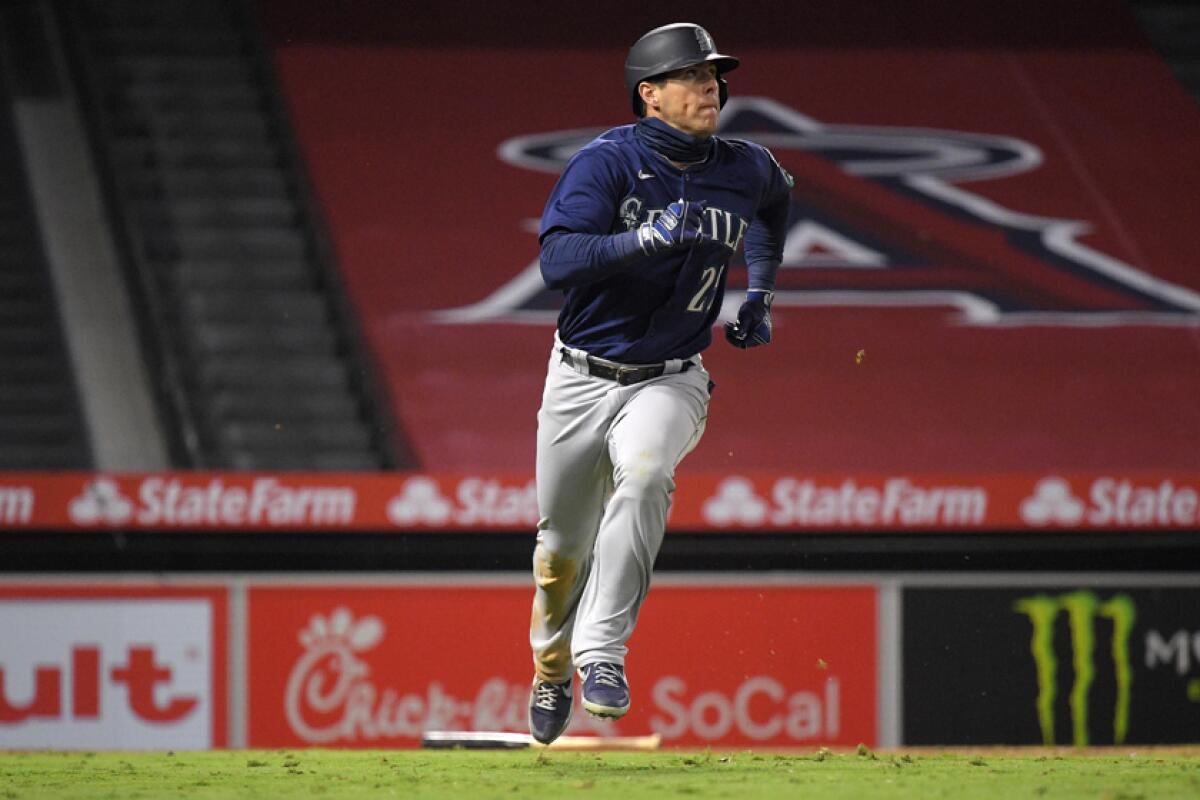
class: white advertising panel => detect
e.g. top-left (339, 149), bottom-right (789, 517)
top-left (0, 600), bottom-right (214, 749)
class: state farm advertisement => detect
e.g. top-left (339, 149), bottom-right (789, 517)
top-left (3, 470), bottom-right (1199, 532)
top-left (0, 586), bottom-right (226, 749)
top-left (246, 582), bottom-right (876, 748)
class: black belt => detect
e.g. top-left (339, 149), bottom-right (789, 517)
top-left (560, 347), bottom-right (692, 386)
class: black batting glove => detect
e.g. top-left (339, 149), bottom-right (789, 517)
top-left (724, 290), bottom-right (773, 348)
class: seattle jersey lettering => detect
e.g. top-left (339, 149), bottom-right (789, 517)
top-left (618, 196), bottom-right (750, 253)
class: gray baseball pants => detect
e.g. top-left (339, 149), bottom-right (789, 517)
top-left (530, 336), bottom-right (711, 683)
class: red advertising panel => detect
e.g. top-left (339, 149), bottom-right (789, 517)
top-left (246, 582), bottom-right (876, 749)
top-left (0, 585), bottom-right (227, 750)
top-left (2, 471), bottom-right (1198, 532)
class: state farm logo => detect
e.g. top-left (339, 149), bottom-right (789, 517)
top-left (386, 477), bottom-right (537, 527)
top-left (1022, 476), bottom-right (1199, 527)
top-left (1020, 477), bottom-right (1085, 525)
top-left (702, 476), bottom-right (987, 527)
top-left (69, 478), bottom-right (134, 525)
top-left (283, 608), bottom-right (604, 743)
top-left (68, 476), bottom-right (355, 527)
top-left (386, 477), bottom-right (453, 525)
top-left (703, 477), bottom-right (768, 525)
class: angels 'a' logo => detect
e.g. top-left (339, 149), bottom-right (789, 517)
top-left (438, 97), bottom-right (1200, 327)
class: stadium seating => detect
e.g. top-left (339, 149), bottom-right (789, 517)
top-left (55, 0), bottom-right (401, 469)
top-left (0, 70), bottom-right (92, 469)
top-left (1133, 2), bottom-right (1200, 102)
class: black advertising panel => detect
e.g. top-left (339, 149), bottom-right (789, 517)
top-left (903, 586), bottom-right (1200, 745)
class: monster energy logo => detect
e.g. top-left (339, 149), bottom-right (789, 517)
top-left (1013, 591), bottom-right (1136, 746)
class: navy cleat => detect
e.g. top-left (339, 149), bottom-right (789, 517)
top-left (579, 662), bottom-right (630, 719)
top-left (528, 677), bottom-right (573, 744)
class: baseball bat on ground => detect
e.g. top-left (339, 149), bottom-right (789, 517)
top-left (420, 731), bottom-right (663, 751)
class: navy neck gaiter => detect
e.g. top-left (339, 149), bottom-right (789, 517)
top-left (634, 116), bottom-right (714, 164)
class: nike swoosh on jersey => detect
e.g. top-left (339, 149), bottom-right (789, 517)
top-left (637, 170), bottom-right (655, 180)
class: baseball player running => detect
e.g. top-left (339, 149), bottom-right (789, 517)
top-left (527, 22), bottom-right (793, 744)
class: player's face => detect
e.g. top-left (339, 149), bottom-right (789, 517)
top-left (642, 63), bottom-right (721, 138)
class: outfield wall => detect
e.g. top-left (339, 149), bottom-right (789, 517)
top-left (3, 471), bottom-right (1199, 532)
top-left (2, 574), bottom-right (1197, 750)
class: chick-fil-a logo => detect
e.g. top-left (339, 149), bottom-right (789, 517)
top-left (284, 608), bottom-right (382, 743)
top-left (282, 607), bottom-right (572, 744)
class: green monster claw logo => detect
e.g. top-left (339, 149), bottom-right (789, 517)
top-left (1013, 591), bottom-right (1136, 746)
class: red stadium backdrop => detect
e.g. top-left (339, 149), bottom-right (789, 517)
top-left (3, 1), bottom-right (1198, 534)
top-left (258, 1), bottom-right (1200, 520)
top-left (245, 582), bottom-right (876, 749)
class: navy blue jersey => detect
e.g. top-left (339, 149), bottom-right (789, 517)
top-left (538, 124), bottom-right (791, 363)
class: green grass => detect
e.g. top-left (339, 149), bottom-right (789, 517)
top-left (2, 747), bottom-right (1199, 799)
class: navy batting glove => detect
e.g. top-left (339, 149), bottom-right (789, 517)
top-left (637, 199), bottom-right (706, 255)
top-left (724, 290), bottom-right (773, 348)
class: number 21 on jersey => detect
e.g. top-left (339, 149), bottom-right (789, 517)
top-left (687, 263), bottom-right (725, 313)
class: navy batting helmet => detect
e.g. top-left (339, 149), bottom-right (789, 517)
top-left (624, 23), bottom-right (740, 117)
